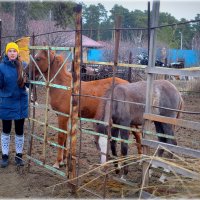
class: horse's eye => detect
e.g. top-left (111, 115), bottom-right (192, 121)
top-left (35, 57), bottom-right (40, 62)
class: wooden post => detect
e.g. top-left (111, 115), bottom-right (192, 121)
top-left (68, 4), bottom-right (82, 180)
top-left (141, 0), bottom-right (160, 190)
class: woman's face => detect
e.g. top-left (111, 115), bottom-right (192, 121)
top-left (7, 49), bottom-right (18, 61)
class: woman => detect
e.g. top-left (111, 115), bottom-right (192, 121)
top-left (0, 42), bottom-right (28, 168)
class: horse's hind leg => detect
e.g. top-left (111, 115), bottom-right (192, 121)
top-left (162, 123), bottom-right (177, 158)
top-left (162, 123), bottom-right (177, 145)
top-left (53, 116), bottom-right (68, 169)
top-left (154, 121), bottom-right (166, 157)
top-left (131, 125), bottom-right (142, 154)
top-left (154, 122), bottom-right (177, 157)
top-left (110, 127), bottom-right (120, 174)
top-left (110, 127), bottom-right (119, 157)
top-left (120, 128), bottom-right (130, 175)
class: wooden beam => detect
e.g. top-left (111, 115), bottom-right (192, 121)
top-left (146, 66), bottom-right (200, 77)
top-left (143, 113), bottom-right (200, 131)
top-left (142, 139), bottom-right (200, 158)
top-left (147, 159), bottom-right (200, 180)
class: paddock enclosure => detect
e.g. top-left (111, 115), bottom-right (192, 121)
top-left (1, 1), bottom-right (200, 198)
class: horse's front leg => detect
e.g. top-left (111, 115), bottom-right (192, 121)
top-left (131, 125), bottom-right (142, 155)
top-left (53, 116), bottom-right (68, 169)
top-left (120, 128), bottom-right (130, 175)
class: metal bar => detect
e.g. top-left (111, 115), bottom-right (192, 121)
top-left (143, 130), bottom-right (175, 139)
top-left (84, 61), bottom-right (146, 68)
top-left (29, 117), bottom-right (68, 134)
top-left (29, 46), bottom-right (71, 51)
top-left (27, 155), bottom-right (66, 177)
top-left (50, 52), bottom-right (72, 82)
top-left (48, 124), bottom-right (68, 134)
top-left (29, 54), bottom-right (46, 81)
top-left (81, 129), bottom-right (134, 144)
top-left (2, 19), bottom-right (200, 40)
top-left (31, 104), bottom-right (70, 117)
top-left (30, 133), bottom-right (68, 150)
top-left (29, 80), bottom-right (71, 90)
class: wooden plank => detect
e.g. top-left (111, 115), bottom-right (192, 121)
top-left (143, 113), bottom-right (200, 131)
top-left (146, 66), bottom-right (200, 77)
top-left (142, 139), bottom-right (200, 158)
top-left (147, 66), bottom-right (200, 77)
top-left (147, 159), bottom-right (200, 180)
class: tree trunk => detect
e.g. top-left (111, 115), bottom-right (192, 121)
top-left (15, 2), bottom-right (29, 37)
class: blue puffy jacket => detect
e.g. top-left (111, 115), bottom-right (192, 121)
top-left (0, 55), bottom-right (28, 120)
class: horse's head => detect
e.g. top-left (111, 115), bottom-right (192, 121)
top-left (33, 49), bottom-right (56, 78)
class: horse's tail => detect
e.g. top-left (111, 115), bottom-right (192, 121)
top-left (94, 83), bottom-right (119, 121)
top-left (94, 89), bottom-right (111, 149)
top-left (94, 84), bottom-right (119, 143)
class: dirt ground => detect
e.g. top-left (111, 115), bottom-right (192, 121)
top-left (0, 84), bottom-right (200, 198)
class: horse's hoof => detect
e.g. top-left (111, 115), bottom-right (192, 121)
top-left (157, 149), bottom-right (164, 157)
top-left (53, 163), bottom-right (60, 169)
top-left (120, 175), bottom-right (127, 181)
top-left (124, 166), bottom-right (129, 175)
top-left (115, 169), bottom-right (120, 174)
top-left (167, 152), bottom-right (174, 159)
top-left (59, 161), bottom-right (65, 167)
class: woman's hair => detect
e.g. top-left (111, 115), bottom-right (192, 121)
top-left (15, 58), bottom-right (25, 88)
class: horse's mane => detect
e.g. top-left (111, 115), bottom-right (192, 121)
top-left (51, 51), bottom-right (72, 81)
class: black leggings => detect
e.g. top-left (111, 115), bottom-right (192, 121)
top-left (2, 119), bottom-right (25, 136)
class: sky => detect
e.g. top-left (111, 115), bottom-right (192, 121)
top-left (77, 0), bottom-right (200, 20)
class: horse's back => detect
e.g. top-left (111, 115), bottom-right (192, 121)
top-left (112, 80), bottom-right (183, 122)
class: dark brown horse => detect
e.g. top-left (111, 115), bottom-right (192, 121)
top-left (95, 80), bottom-right (184, 175)
top-left (33, 50), bottom-right (128, 168)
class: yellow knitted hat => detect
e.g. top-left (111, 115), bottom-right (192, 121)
top-left (5, 42), bottom-right (19, 54)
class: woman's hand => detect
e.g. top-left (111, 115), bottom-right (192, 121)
top-left (23, 72), bottom-right (28, 83)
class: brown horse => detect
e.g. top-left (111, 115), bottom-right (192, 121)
top-left (33, 50), bottom-right (128, 168)
top-left (95, 80), bottom-right (184, 175)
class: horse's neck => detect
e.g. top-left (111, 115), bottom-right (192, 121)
top-left (47, 61), bottom-right (72, 86)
